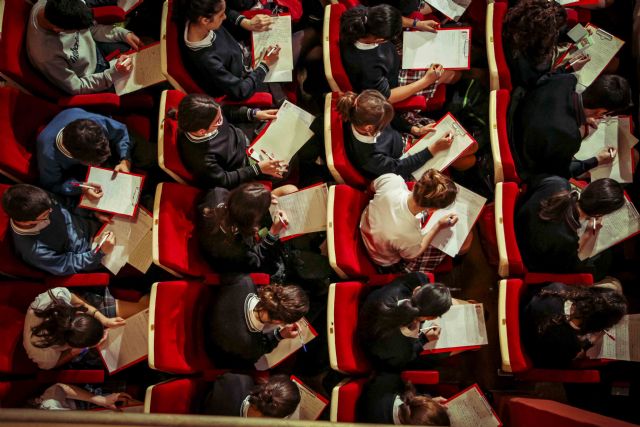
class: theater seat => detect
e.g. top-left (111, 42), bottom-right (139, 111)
top-left (144, 377), bottom-right (208, 414)
top-left (489, 90), bottom-right (520, 184)
top-left (486, 1), bottom-right (512, 92)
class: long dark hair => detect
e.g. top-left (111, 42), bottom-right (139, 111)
top-left (340, 5), bottom-right (402, 45)
top-left (537, 285), bottom-right (627, 335)
top-left (249, 375), bottom-right (301, 418)
top-left (31, 291), bottom-right (104, 349)
top-left (399, 382), bottom-right (451, 426)
top-left (167, 93), bottom-right (221, 133)
top-left (256, 284), bottom-right (310, 324)
top-left (173, 0), bottom-right (225, 23)
top-left (539, 179), bottom-right (624, 230)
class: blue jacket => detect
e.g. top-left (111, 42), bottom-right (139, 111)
top-left (11, 197), bottom-right (104, 276)
top-left (37, 108), bottom-right (132, 196)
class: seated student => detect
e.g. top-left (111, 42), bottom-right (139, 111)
top-left (337, 90), bottom-right (460, 180)
top-left (357, 372), bottom-right (450, 425)
top-left (24, 286), bottom-right (149, 370)
top-left (360, 0), bottom-right (439, 32)
top-left (512, 73), bottom-right (631, 180)
top-left (2, 184), bottom-right (115, 276)
top-left (170, 93), bottom-right (285, 189)
top-left (515, 176), bottom-right (624, 280)
top-left (37, 108), bottom-right (133, 199)
top-left (201, 373), bottom-right (300, 418)
top-left (339, 5), bottom-right (459, 105)
top-left (27, 0), bottom-right (141, 95)
top-left (357, 272), bottom-right (452, 370)
top-left (197, 183), bottom-right (297, 274)
top-left (205, 275), bottom-right (309, 366)
top-left (521, 282), bottom-right (627, 368)
top-left (31, 383), bottom-right (132, 410)
top-left (361, 172), bottom-right (472, 274)
top-left (176, 0), bottom-right (282, 101)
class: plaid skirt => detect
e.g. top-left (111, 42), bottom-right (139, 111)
top-left (398, 68), bottom-right (439, 99)
top-left (380, 246), bottom-right (448, 274)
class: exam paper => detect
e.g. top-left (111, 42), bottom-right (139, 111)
top-left (422, 303), bottom-right (488, 352)
top-left (254, 318), bottom-right (316, 370)
top-left (98, 209), bottom-right (153, 275)
top-left (113, 44), bottom-right (167, 95)
top-left (569, 24), bottom-right (624, 92)
top-left (587, 314), bottom-right (640, 362)
top-left (289, 376), bottom-right (329, 420)
top-left (99, 309), bottom-right (149, 374)
top-left (252, 15), bottom-right (294, 83)
top-left (269, 184), bottom-right (328, 239)
top-left (446, 384), bottom-right (502, 427)
top-left (78, 167), bottom-right (143, 217)
top-left (426, 0), bottom-right (471, 21)
top-left (402, 28), bottom-right (471, 70)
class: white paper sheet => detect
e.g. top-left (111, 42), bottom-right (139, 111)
top-left (587, 314), bottom-right (640, 362)
top-left (269, 184), bottom-right (328, 239)
top-left (288, 376), bottom-right (328, 420)
top-left (252, 15), bottom-right (294, 83)
top-left (569, 25), bottom-right (624, 92)
top-left (422, 303), bottom-right (488, 351)
top-left (402, 28), bottom-right (471, 70)
top-left (401, 113), bottom-right (475, 180)
top-left (254, 318), bottom-right (316, 370)
top-left (117, 0), bottom-right (143, 13)
top-left (98, 209), bottom-right (153, 275)
top-left (446, 385), bottom-right (501, 427)
top-left (113, 44), bottom-right (167, 95)
top-left (99, 309), bottom-right (149, 374)
top-left (78, 167), bottom-right (143, 217)
top-left (426, 0), bottom-right (471, 21)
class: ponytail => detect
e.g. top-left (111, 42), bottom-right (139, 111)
top-left (399, 382), bottom-right (451, 426)
top-left (538, 190), bottom-right (580, 230)
top-left (256, 284), bottom-right (310, 324)
top-left (340, 5), bottom-right (402, 45)
top-left (336, 90), bottom-right (394, 132)
top-left (249, 375), bottom-right (301, 418)
top-left (412, 170), bottom-right (458, 209)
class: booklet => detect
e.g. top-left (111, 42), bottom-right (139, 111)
top-left (247, 100), bottom-right (315, 164)
top-left (446, 384), bottom-right (502, 427)
top-left (78, 166), bottom-right (144, 218)
top-left (555, 0), bottom-right (601, 6)
top-left (289, 376), bottom-right (329, 420)
top-left (269, 184), bottom-right (328, 240)
top-left (402, 28), bottom-right (471, 70)
top-left (401, 113), bottom-right (476, 180)
top-left (422, 184), bottom-right (486, 257)
top-left (421, 303), bottom-right (488, 353)
top-left (587, 314), bottom-right (640, 362)
top-left (426, 0), bottom-right (471, 21)
top-left (99, 309), bottom-right (149, 374)
top-left (252, 15), bottom-right (294, 83)
top-left (254, 317), bottom-right (317, 370)
top-left (94, 208), bottom-right (153, 275)
top-left (113, 43), bottom-right (167, 96)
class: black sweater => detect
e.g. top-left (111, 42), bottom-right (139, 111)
top-left (344, 124), bottom-right (432, 181)
top-left (180, 23), bottom-right (269, 100)
top-left (356, 373), bottom-right (405, 424)
top-left (205, 274), bottom-right (282, 365)
top-left (360, 0), bottom-right (419, 15)
top-left (358, 272), bottom-right (431, 371)
top-left (341, 41), bottom-right (400, 98)
top-left (197, 188), bottom-right (282, 274)
top-left (201, 373), bottom-right (254, 416)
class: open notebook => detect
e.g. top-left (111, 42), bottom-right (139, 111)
top-left (587, 314), bottom-right (640, 362)
top-left (99, 309), bottom-right (149, 374)
top-left (254, 318), bottom-right (317, 370)
top-left (247, 101), bottom-right (315, 164)
top-left (422, 303), bottom-right (488, 354)
top-left (426, 0), bottom-right (471, 21)
top-left (269, 184), bottom-right (328, 240)
top-left (288, 376), bottom-right (329, 420)
top-left (252, 15), bottom-right (294, 82)
top-left (446, 384), bottom-right (502, 427)
top-left (402, 28), bottom-right (471, 70)
top-left (401, 113), bottom-right (476, 180)
top-left (112, 43), bottom-right (167, 95)
top-left (79, 166), bottom-right (144, 218)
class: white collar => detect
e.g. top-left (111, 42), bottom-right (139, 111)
top-left (245, 294), bottom-right (265, 333)
top-left (354, 40), bottom-right (379, 50)
top-left (184, 21), bottom-right (216, 51)
top-left (10, 219), bottom-right (42, 236)
top-left (185, 129), bottom-right (219, 143)
top-left (351, 125), bottom-right (377, 144)
top-left (564, 300), bottom-right (581, 330)
top-left (55, 128), bottom-right (74, 159)
top-left (392, 395), bottom-right (403, 425)
top-left (240, 395), bottom-right (251, 417)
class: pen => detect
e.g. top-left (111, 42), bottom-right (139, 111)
top-left (278, 211), bottom-right (288, 229)
top-left (72, 182), bottom-right (98, 191)
top-left (609, 147), bottom-right (615, 159)
top-left (260, 149), bottom-right (275, 160)
top-left (297, 323), bottom-right (307, 352)
top-left (592, 217), bottom-right (597, 232)
top-left (111, 169), bottom-right (118, 180)
top-left (265, 46), bottom-right (277, 57)
top-left (94, 231), bottom-right (112, 254)
top-left (604, 330), bottom-right (616, 341)
top-left (120, 57), bottom-right (132, 67)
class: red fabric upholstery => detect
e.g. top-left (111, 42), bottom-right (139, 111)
top-left (148, 377), bottom-right (208, 414)
top-left (495, 90), bottom-right (520, 183)
top-left (92, 6), bottom-right (127, 23)
top-left (160, 90), bottom-right (197, 184)
top-left (0, 380), bottom-right (45, 408)
top-left (0, 87), bottom-right (61, 183)
top-left (498, 182), bottom-right (525, 276)
top-left (336, 0), bottom-right (360, 8)
top-left (115, 114), bottom-right (153, 145)
top-left (151, 281), bottom-right (215, 374)
top-left (333, 378), bottom-right (368, 422)
top-left (507, 398), bottom-right (636, 427)
top-left (204, 273), bottom-right (271, 286)
top-left (35, 369), bottom-right (105, 384)
top-left (565, 8), bottom-right (591, 28)
top-left (524, 273), bottom-right (593, 286)
top-left (330, 282), bottom-right (371, 375)
top-left (328, 93), bottom-right (369, 188)
top-left (155, 183), bottom-right (213, 277)
top-left (492, 2), bottom-right (512, 92)
top-left (400, 370), bottom-right (439, 385)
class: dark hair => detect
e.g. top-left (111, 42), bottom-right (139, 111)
top-left (361, 276), bottom-right (452, 343)
top-left (503, 0), bottom-right (567, 66)
top-left (412, 170), bottom-right (457, 209)
top-left (256, 284), bottom-right (310, 324)
top-left (539, 179), bottom-right (625, 230)
top-left (336, 90), bottom-right (394, 133)
top-left (399, 383), bottom-right (451, 426)
top-left (582, 75), bottom-right (631, 112)
top-left (61, 119), bottom-right (111, 165)
top-left (31, 292), bottom-right (104, 349)
top-left (537, 285), bottom-right (627, 335)
top-left (2, 184), bottom-right (52, 222)
top-left (167, 93), bottom-right (221, 133)
top-left (249, 375), bottom-right (301, 418)
top-left (173, 0), bottom-right (225, 23)
top-left (340, 5), bottom-right (402, 45)
top-left (44, 0), bottom-right (94, 31)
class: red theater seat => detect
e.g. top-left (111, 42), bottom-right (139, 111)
top-left (144, 377), bottom-right (208, 414)
top-left (489, 89), bottom-right (520, 184)
top-left (486, 1), bottom-right (512, 92)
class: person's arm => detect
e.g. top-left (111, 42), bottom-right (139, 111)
top-left (36, 152), bottom-right (81, 196)
top-left (53, 348), bottom-right (86, 368)
top-left (570, 157), bottom-right (598, 178)
top-left (202, 146), bottom-right (261, 189)
top-left (89, 24), bottom-right (131, 44)
top-left (199, 50), bottom-right (268, 100)
top-left (366, 146), bottom-right (433, 178)
top-left (23, 242), bottom-right (104, 276)
top-left (51, 383), bottom-right (132, 409)
top-left (38, 54), bottom-right (117, 95)
top-left (70, 293), bottom-right (126, 329)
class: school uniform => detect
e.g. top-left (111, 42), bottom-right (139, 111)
top-left (357, 373), bottom-right (407, 424)
top-left (201, 373), bottom-right (255, 416)
top-left (357, 272), bottom-right (432, 371)
top-left (204, 274), bottom-right (285, 366)
top-left (341, 40), bottom-right (400, 98)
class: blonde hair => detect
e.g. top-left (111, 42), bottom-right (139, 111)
top-left (336, 90), bottom-right (394, 133)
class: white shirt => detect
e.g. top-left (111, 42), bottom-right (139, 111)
top-left (37, 384), bottom-right (77, 410)
top-left (183, 21), bottom-right (216, 51)
top-left (391, 395), bottom-right (403, 425)
top-left (354, 40), bottom-right (379, 50)
top-left (23, 287), bottom-right (72, 370)
top-left (360, 174), bottom-right (424, 266)
top-left (244, 294), bottom-right (265, 333)
top-left (351, 125), bottom-right (378, 144)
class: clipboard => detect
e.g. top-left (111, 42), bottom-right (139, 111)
top-left (98, 309), bottom-right (149, 374)
top-left (555, 0), bottom-right (601, 6)
top-left (289, 375), bottom-right (329, 420)
top-left (445, 384), bottom-right (502, 427)
top-left (78, 166), bottom-right (145, 218)
top-left (254, 318), bottom-right (318, 370)
top-left (112, 42), bottom-right (167, 96)
top-left (401, 27), bottom-right (472, 70)
top-left (426, 0), bottom-right (471, 22)
top-left (268, 182), bottom-right (328, 241)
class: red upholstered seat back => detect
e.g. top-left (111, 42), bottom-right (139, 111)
top-left (0, 0), bottom-right (68, 101)
top-left (333, 378), bottom-right (367, 422)
top-left (162, 90), bottom-right (197, 184)
top-left (148, 377), bottom-right (208, 414)
top-left (331, 185), bottom-right (379, 278)
top-left (496, 89), bottom-right (520, 183)
top-left (330, 282), bottom-right (371, 375)
top-left (328, 4), bottom-right (353, 92)
top-left (500, 182), bottom-right (525, 276)
top-left (151, 281), bottom-right (215, 374)
top-left (508, 398), bottom-right (638, 427)
top-left (0, 380), bottom-right (45, 408)
top-left (329, 93), bottom-right (369, 189)
top-left (503, 278), bottom-right (532, 373)
top-left (493, 2), bottom-right (512, 92)
top-left (0, 88), bottom-right (61, 183)
top-left (155, 183), bottom-right (213, 277)
top-left (337, 0), bottom-right (360, 7)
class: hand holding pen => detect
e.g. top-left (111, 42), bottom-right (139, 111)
top-left (420, 324), bottom-right (442, 342)
top-left (93, 231), bottom-right (115, 255)
top-left (258, 150), bottom-right (288, 178)
top-left (259, 44), bottom-right (281, 69)
top-left (73, 182), bottom-right (103, 202)
top-left (115, 55), bottom-right (133, 74)
top-left (269, 210), bottom-right (289, 236)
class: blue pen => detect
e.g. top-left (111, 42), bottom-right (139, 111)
top-left (298, 323), bottom-right (307, 352)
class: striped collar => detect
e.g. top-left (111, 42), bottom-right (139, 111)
top-left (55, 128), bottom-right (74, 159)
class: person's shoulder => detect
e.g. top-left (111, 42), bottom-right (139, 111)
top-left (31, 287), bottom-right (71, 310)
top-left (373, 173), bottom-right (405, 192)
top-left (217, 372), bottom-right (254, 389)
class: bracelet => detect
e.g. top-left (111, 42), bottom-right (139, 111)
top-left (412, 17), bottom-right (419, 28)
